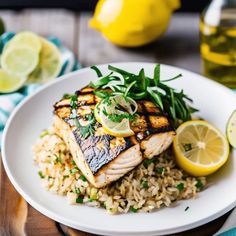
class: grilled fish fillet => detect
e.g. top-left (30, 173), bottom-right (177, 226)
top-left (54, 87), bottom-right (175, 188)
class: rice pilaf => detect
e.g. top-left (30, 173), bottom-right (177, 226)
top-left (33, 128), bottom-right (206, 214)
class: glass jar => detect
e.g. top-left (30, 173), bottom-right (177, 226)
top-left (200, 0), bottom-right (236, 88)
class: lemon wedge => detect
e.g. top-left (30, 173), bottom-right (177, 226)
top-left (227, 110), bottom-right (236, 148)
top-left (0, 69), bottom-right (26, 93)
top-left (1, 45), bottom-right (39, 77)
top-left (173, 120), bottom-right (229, 176)
top-left (27, 37), bottom-right (61, 84)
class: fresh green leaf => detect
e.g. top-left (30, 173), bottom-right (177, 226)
top-left (40, 130), bottom-right (49, 138)
top-left (79, 175), bottom-right (87, 182)
top-left (154, 64), bottom-right (160, 86)
top-left (70, 167), bottom-right (79, 174)
top-left (176, 183), bottom-right (184, 191)
top-left (38, 171), bottom-right (44, 179)
top-left (156, 167), bottom-right (165, 174)
top-left (183, 143), bottom-right (192, 152)
top-left (195, 180), bottom-right (204, 190)
top-left (93, 90), bottom-right (111, 99)
top-left (55, 154), bottom-right (62, 164)
top-left (124, 81), bottom-right (136, 97)
top-left (75, 187), bottom-right (81, 194)
top-left (143, 159), bottom-right (153, 168)
top-left (71, 160), bottom-right (76, 165)
top-left (147, 87), bottom-right (164, 110)
top-left (141, 180), bottom-right (149, 189)
top-left (139, 68), bottom-right (148, 91)
top-left (130, 207), bottom-right (138, 213)
top-left (76, 197), bottom-right (84, 204)
top-left (62, 93), bottom-right (72, 99)
top-left (91, 65), bottom-right (103, 77)
top-left (162, 73), bottom-right (182, 82)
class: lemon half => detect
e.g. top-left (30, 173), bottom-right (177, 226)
top-left (173, 120), bottom-right (229, 176)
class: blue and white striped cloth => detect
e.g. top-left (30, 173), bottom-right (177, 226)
top-left (0, 32), bottom-right (81, 143)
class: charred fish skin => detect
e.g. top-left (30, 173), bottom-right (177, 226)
top-left (54, 87), bottom-right (175, 188)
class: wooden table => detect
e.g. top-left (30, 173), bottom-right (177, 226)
top-left (0, 9), bottom-right (231, 236)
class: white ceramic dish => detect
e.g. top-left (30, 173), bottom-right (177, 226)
top-left (2, 62), bottom-right (236, 236)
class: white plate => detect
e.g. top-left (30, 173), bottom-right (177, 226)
top-left (2, 62), bottom-right (236, 236)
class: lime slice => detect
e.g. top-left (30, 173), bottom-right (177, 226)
top-left (27, 37), bottom-right (62, 84)
top-left (6, 31), bottom-right (42, 53)
top-left (1, 45), bottom-right (39, 77)
top-left (227, 110), bottom-right (236, 148)
top-left (0, 69), bottom-right (26, 93)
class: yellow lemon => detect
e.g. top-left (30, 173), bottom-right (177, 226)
top-left (173, 120), bottom-right (229, 176)
top-left (90, 0), bottom-right (180, 47)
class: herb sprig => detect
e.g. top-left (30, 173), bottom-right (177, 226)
top-left (90, 65), bottom-right (198, 126)
top-left (69, 95), bottom-right (96, 139)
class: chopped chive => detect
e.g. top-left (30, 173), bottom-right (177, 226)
top-left (195, 180), bottom-right (204, 190)
top-left (79, 175), bottom-right (87, 181)
top-left (141, 180), bottom-right (148, 189)
top-left (156, 167), bottom-right (165, 174)
top-left (88, 198), bottom-right (94, 202)
top-left (40, 130), bottom-right (49, 138)
top-left (55, 154), bottom-right (62, 164)
top-left (185, 206), bottom-right (190, 211)
top-left (74, 187), bottom-right (81, 194)
top-left (69, 167), bottom-right (79, 174)
top-left (130, 207), bottom-right (138, 213)
top-left (183, 143), bottom-right (192, 152)
top-left (71, 160), bottom-right (76, 165)
top-left (176, 183), bottom-right (185, 191)
top-left (38, 171), bottom-right (44, 179)
top-left (143, 159), bottom-right (153, 168)
top-left (76, 197), bottom-right (84, 204)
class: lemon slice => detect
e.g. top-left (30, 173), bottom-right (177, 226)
top-left (0, 69), bottom-right (26, 93)
top-left (1, 45), bottom-right (39, 77)
top-left (94, 103), bottom-right (101, 124)
top-left (227, 110), bottom-right (236, 148)
top-left (6, 31), bottom-right (42, 53)
top-left (27, 37), bottom-right (62, 84)
top-left (173, 120), bottom-right (229, 176)
top-left (99, 103), bottom-right (134, 137)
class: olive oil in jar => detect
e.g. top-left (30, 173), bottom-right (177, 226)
top-left (200, 0), bottom-right (236, 88)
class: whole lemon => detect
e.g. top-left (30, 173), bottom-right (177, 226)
top-left (90, 0), bottom-right (180, 47)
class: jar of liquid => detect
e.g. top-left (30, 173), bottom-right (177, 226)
top-left (200, 0), bottom-right (236, 88)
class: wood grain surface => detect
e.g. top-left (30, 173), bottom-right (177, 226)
top-left (0, 10), bottom-right (232, 236)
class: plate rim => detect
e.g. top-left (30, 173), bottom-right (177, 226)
top-left (2, 62), bottom-right (236, 236)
